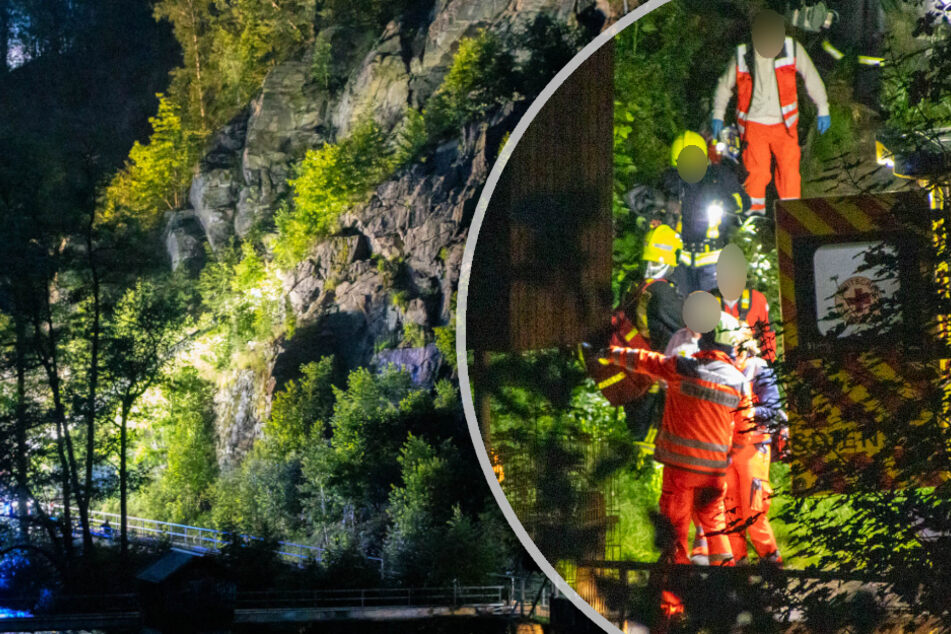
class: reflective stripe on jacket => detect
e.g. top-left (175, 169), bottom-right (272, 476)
top-left (608, 347), bottom-right (753, 476)
top-left (736, 37), bottom-right (799, 137)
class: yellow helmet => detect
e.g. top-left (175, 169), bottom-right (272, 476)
top-left (642, 224), bottom-right (682, 267)
top-left (670, 130), bottom-right (709, 167)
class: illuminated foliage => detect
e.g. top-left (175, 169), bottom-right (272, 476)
top-left (101, 96), bottom-right (202, 226)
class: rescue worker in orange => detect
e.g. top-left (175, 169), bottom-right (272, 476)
top-left (598, 312), bottom-right (753, 568)
top-left (725, 328), bottom-right (785, 565)
top-left (585, 225), bottom-right (684, 441)
top-left (712, 285), bottom-right (777, 362)
top-left (711, 9), bottom-right (830, 215)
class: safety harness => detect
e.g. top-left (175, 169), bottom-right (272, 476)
top-left (718, 288), bottom-right (753, 323)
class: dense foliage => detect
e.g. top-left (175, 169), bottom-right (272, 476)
top-left (0, 0), bottom-right (596, 601)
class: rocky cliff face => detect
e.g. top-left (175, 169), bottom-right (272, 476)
top-left (164, 0), bottom-right (603, 466)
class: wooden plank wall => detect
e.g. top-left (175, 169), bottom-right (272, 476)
top-left (467, 40), bottom-right (615, 353)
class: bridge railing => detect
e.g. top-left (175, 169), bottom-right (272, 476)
top-left (236, 585), bottom-right (507, 610)
top-left (49, 505), bottom-right (384, 573)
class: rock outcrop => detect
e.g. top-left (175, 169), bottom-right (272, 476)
top-left (164, 0), bottom-right (604, 465)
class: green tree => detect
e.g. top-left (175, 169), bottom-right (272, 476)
top-left (104, 278), bottom-right (191, 558)
top-left (423, 29), bottom-right (516, 142)
top-left (263, 358), bottom-right (336, 457)
top-left (210, 0), bottom-right (316, 110)
top-left (153, 0), bottom-right (214, 130)
top-left (101, 96), bottom-right (202, 226)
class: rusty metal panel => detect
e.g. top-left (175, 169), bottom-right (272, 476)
top-left (468, 41), bottom-right (615, 352)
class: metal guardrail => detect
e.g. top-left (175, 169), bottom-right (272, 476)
top-left (237, 585), bottom-right (507, 610)
top-left (0, 586), bottom-right (509, 619)
top-left (49, 505), bottom-right (384, 572)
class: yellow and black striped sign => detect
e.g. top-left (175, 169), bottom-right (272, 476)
top-left (775, 192), bottom-right (950, 494)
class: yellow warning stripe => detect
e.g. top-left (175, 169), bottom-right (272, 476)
top-left (831, 198), bottom-right (881, 233)
top-left (779, 272), bottom-right (798, 345)
top-left (598, 372), bottom-right (627, 390)
top-left (861, 355), bottom-right (924, 403)
top-left (780, 194), bottom-right (951, 493)
top-left (783, 199), bottom-right (838, 235)
top-left (822, 39), bottom-right (844, 60)
top-left (776, 226), bottom-right (793, 258)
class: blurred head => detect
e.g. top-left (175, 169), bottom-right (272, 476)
top-left (671, 130), bottom-right (709, 184)
top-left (717, 244), bottom-right (749, 302)
top-left (683, 291), bottom-right (721, 335)
top-left (752, 9), bottom-right (786, 58)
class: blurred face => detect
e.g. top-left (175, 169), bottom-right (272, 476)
top-left (676, 145), bottom-right (708, 184)
top-left (752, 10), bottom-right (785, 58)
top-left (683, 291), bottom-right (721, 334)
top-left (717, 244), bottom-right (748, 302)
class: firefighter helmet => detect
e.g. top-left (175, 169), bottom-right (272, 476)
top-left (642, 224), bottom-right (682, 267)
top-left (670, 130), bottom-right (709, 167)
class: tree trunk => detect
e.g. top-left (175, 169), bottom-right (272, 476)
top-left (40, 295), bottom-right (91, 550)
top-left (0, 0), bottom-right (9, 74)
top-left (13, 314), bottom-right (30, 542)
top-left (188, 0), bottom-right (207, 130)
top-left (30, 280), bottom-right (90, 554)
top-left (119, 401), bottom-right (130, 560)
top-left (53, 418), bottom-right (73, 560)
top-left (82, 221), bottom-right (101, 553)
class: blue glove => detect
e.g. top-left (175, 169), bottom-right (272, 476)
top-left (817, 114), bottom-right (831, 135)
top-left (711, 118), bottom-right (724, 139)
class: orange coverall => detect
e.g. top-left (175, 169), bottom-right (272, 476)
top-left (725, 355), bottom-right (782, 563)
top-left (606, 346), bottom-right (754, 566)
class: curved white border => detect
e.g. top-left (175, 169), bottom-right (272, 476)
top-left (456, 3), bottom-right (673, 633)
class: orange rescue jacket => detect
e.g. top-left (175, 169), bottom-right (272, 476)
top-left (736, 37), bottom-right (799, 139)
top-left (608, 347), bottom-right (754, 477)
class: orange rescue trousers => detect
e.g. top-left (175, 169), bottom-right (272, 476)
top-left (724, 442), bottom-right (781, 562)
top-left (656, 466), bottom-right (733, 622)
top-left (742, 121), bottom-right (801, 214)
top-left (659, 466), bottom-right (733, 565)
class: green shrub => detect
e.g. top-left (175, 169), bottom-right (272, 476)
top-left (391, 290), bottom-right (410, 310)
top-left (433, 379), bottom-right (459, 411)
top-left (402, 322), bottom-right (428, 348)
top-left (392, 107), bottom-right (428, 167)
top-left (197, 240), bottom-right (285, 368)
top-left (276, 118), bottom-right (395, 265)
top-left (433, 325), bottom-right (455, 371)
top-left (424, 30), bottom-right (516, 141)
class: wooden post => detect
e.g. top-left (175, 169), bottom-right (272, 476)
top-left (472, 349), bottom-right (492, 448)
